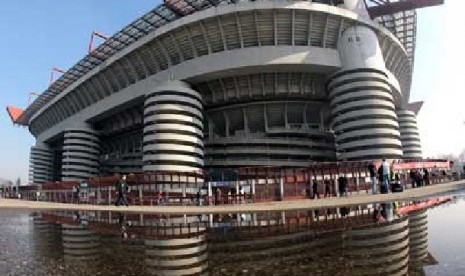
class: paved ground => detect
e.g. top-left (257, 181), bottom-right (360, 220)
top-left (1, 180), bottom-right (465, 214)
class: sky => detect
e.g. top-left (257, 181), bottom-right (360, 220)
top-left (0, 1), bottom-right (464, 184)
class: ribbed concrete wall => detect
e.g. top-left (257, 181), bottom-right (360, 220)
top-left (408, 210), bottom-right (428, 263)
top-left (397, 110), bottom-right (422, 159)
top-left (61, 127), bottom-right (100, 181)
top-left (145, 225), bottom-right (208, 275)
top-left (143, 81), bottom-right (204, 172)
top-left (329, 68), bottom-right (403, 160)
top-left (29, 144), bottom-right (54, 184)
top-left (61, 224), bottom-right (99, 261)
top-left (346, 216), bottom-right (410, 276)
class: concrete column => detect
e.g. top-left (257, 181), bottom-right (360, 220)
top-left (139, 186), bottom-right (143, 205)
top-left (334, 177), bottom-right (339, 197)
top-left (207, 182), bottom-right (212, 205)
top-left (209, 214), bottom-right (213, 227)
top-left (251, 179), bottom-right (256, 196)
top-left (108, 186), bottom-right (112, 205)
top-left (97, 188), bottom-right (101, 204)
top-left (279, 173), bottom-right (284, 201)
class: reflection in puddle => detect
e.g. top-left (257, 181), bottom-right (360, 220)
top-left (0, 196), bottom-right (455, 275)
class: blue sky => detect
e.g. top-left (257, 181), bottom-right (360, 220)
top-left (0, 1), bottom-right (463, 184)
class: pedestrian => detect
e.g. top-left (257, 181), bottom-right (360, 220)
top-left (338, 175), bottom-right (348, 197)
top-left (415, 170), bottom-right (422, 187)
top-left (409, 170), bottom-right (416, 188)
top-left (419, 169), bottom-right (425, 186)
top-left (381, 159), bottom-right (391, 192)
top-left (324, 178), bottom-right (331, 197)
top-left (72, 185), bottom-right (80, 204)
top-left (115, 175), bottom-right (130, 206)
top-left (196, 189), bottom-right (202, 206)
top-left (312, 179), bottom-right (320, 199)
top-left (215, 188), bottom-right (222, 205)
top-left (432, 165), bottom-right (439, 184)
top-left (367, 161), bottom-right (377, 194)
top-left (423, 168), bottom-right (430, 185)
top-left (239, 185), bottom-right (245, 204)
top-left (156, 190), bottom-right (163, 205)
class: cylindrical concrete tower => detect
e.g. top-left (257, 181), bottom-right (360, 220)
top-left (32, 216), bottom-right (62, 258)
top-left (408, 210), bottom-right (428, 263)
top-left (61, 125), bottom-right (100, 181)
top-left (345, 216), bottom-right (410, 275)
top-left (29, 143), bottom-right (55, 184)
top-left (145, 221), bottom-right (208, 275)
top-left (329, 26), bottom-right (402, 160)
top-left (397, 110), bottom-right (422, 159)
top-left (62, 224), bottom-right (100, 261)
top-left (143, 80), bottom-right (204, 172)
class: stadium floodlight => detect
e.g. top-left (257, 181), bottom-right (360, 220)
top-left (88, 31), bottom-right (109, 53)
top-left (49, 67), bottom-right (66, 86)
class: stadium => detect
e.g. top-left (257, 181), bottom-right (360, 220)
top-left (6, 0), bottom-right (443, 191)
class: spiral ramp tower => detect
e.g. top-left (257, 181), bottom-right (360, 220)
top-left (29, 144), bottom-right (54, 184)
top-left (328, 25), bottom-right (403, 161)
top-left (397, 110), bottom-right (422, 159)
top-left (345, 216), bottom-right (410, 275)
top-left (31, 216), bottom-right (63, 258)
top-left (61, 224), bottom-right (100, 261)
top-left (408, 210), bottom-right (428, 263)
top-left (143, 80), bottom-right (204, 173)
top-left (145, 220), bottom-right (208, 275)
top-left (61, 125), bottom-right (100, 181)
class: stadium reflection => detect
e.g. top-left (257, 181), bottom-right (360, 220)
top-left (32, 198), bottom-right (447, 276)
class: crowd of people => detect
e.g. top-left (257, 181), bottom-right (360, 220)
top-left (367, 160), bottom-right (447, 195)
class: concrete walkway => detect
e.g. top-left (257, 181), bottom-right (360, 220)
top-left (1, 180), bottom-right (465, 214)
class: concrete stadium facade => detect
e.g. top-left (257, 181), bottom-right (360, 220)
top-left (23, 0), bottom-right (424, 184)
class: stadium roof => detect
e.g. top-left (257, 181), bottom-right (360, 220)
top-left (12, 0), bottom-right (437, 126)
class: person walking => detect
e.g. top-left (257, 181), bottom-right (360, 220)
top-left (239, 185), bottom-right (245, 204)
top-left (312, 179), bottom-right (320, 199)
top-left (196, 189), bottom-right (202, 206)
top-left (423, 168), bottom-right (430, 186)
top-left (381, 159), bottom-right (391, 192)
top-left (115, 175), bottom-right (130, 206)
top-left (338, 175), bottom-right (348, 197)
top-left (432, 165), bottom-right (439, 184)
top-left (72, 185), bottom-right (80, 204)
top-left (156, 190), bottom-right (163, 205)
top-left (419, 169), bottom-right (425, 187)
top-left (324, 178), bottom-right (331, 198)
top-left (367, 162), bottom-right (377, 194)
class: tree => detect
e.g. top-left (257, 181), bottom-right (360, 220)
top-left (15, 177), bottom-right (21, 187)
